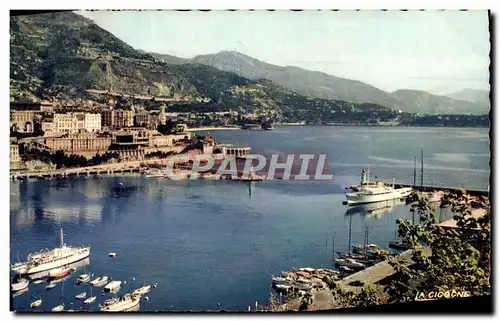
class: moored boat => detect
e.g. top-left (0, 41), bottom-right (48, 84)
top-left (11, 278), bottom-right (29, 292)
top-left (52, 304), bottom-right (64, 312)
top-left (274, 284), bottom-right (292, 292)
top-left (345, 169), bottom-right (412, 205)
top-left (30, 298), bottom-right (42, 308)
top-left (77, 273), bottom-right (91, 283)
top-left (11, 228), bottom-right (91, 275)
top-left (90, 276), bottom-right (108, 287)
top-left (351, 244), bottom-right (385, 257)
top-left (132, 285), bottom-right (151, 296)
top-left (388, 240), bottom-right (410, 250)
top-left (271, 276), bottom-right (288, 284)
top-left (84, 296), bottom-right (97, 304)
top-left (100, 293), bottom-right (141, 312)
top-left (333, 258), bottom-right (365, 269)
top-left (336, 251), bottom-right (378, 265)
top-left (75, 292), bottom-right (86, 300)
top-left (46, 282), bottom-right (57, 290)
top-left (104, 280), bottom-right (122, 292)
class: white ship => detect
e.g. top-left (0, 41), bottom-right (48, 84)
top-left (100, 293), bottom-right (141, 312)
top-left (345, 169), bottom-right (412, 205)
top-left (11, 228), bottom-right (91, 275)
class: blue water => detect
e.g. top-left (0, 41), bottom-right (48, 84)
top-left (10, 126), bottom-right (490, 311)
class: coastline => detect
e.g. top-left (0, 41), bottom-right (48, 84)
top-left (186, 126), bottom-right (241, 132)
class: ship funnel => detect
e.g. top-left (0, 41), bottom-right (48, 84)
top-left (360, 169), bottom-right (367, 185)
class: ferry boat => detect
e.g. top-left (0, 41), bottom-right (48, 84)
top-left (11, 229), bottom-right (90, 275)
top-left (100, 293), bottom-right (141, 312)
top-left (345, 169), bottom-right (413, 205)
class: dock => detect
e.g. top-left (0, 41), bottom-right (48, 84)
top-left (437, 208), bottom-right (488, 230)
top-left (395, 184), bottom-right (489, 197)
top-left (335, 247), bottom-right (431, 293)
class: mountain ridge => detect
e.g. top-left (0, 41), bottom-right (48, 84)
top-left (151, 50), bottom-right (489, 115)
top-left (10, 11), bottom-right (405, 125)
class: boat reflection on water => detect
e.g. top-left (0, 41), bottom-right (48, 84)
top-left (26, 257), bottom-right (90, 282)
top-left (345, 198), bottom-right (406, 219)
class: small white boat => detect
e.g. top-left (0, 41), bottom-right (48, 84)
top-left (100, 293), bottom-right (141, 312)
top-left (90, 276), bottom-right (109, 287)
top-left (84, 296), bottom-right (97, 304)
top-left (75, 292), bottom-right (86, 300)
top-left (46, 282), bottom-right (57, 290)
top-left (351, 244), bottom-right (381, 256)
top-left (334, 258), bottom-right (365, 269)
top-left (132, 285), bottom-right (151, 296)
top-left (77, 273), bottom-right (91, 283)
top-left (271, 277), bottom-right (287, 284)
top-left (275, 284), bottom-right (292, 292)
top-left (30, 298), bottom-right (42, 308)
top-left (104, 280), bottom-right (122, 292)
top-left (109, 252), bottom-right (117, 257)
top-left (32, 279), bottom-right (44, 284)
top-left (52, 304), bottom-right (64, 312)
top-left (11, 279), bottom-right (29, 292)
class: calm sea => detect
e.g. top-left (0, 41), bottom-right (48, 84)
top-left (10, 126), bottom-right (490, 311)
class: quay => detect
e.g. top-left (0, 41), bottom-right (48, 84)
top-left (335, 248), bottom-right (431, 293)
top-left (10, 157), bottom-right (168, 180)
top-left (395, 184), bottom-right (489, 197)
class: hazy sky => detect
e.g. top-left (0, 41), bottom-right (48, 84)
top-left (78, 10), bottom-right (490, 94)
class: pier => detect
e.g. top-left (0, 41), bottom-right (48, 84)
top-left (335, 247), bottom-right (432, 293)
top-left (10, 158), bottom-right (165, 181)
top-left (395, 184), bottom-right (489, 197)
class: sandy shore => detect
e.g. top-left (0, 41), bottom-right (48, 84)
top-left (186, 127), bottom-right (241, 132)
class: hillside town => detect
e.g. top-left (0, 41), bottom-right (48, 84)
top-left (9, 95), bottom-right (264, 175)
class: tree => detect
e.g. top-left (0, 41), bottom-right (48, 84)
top-left (264, 190), bottom-right (490, 311)
top-left (386, 190), bottom-right (490, 303)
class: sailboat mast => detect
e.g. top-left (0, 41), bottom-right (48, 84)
top-left (413, 156), bottom-right (417, 188)
top-left (420, 149), bottom-right (424, 187)
top-left (364, 225), bottom-right (368, 259)
top-left (348, 214), bottom-right (352, 254)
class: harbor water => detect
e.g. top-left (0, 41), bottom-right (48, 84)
top-left (10, 126), bottom-right (490, 311)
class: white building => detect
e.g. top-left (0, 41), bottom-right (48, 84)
top-left (84, 113), bottom-right (101, 132)
top-left (53, 113), bottom-right (102, 133)
top-left (54, 113), bottom-right (77, 133)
